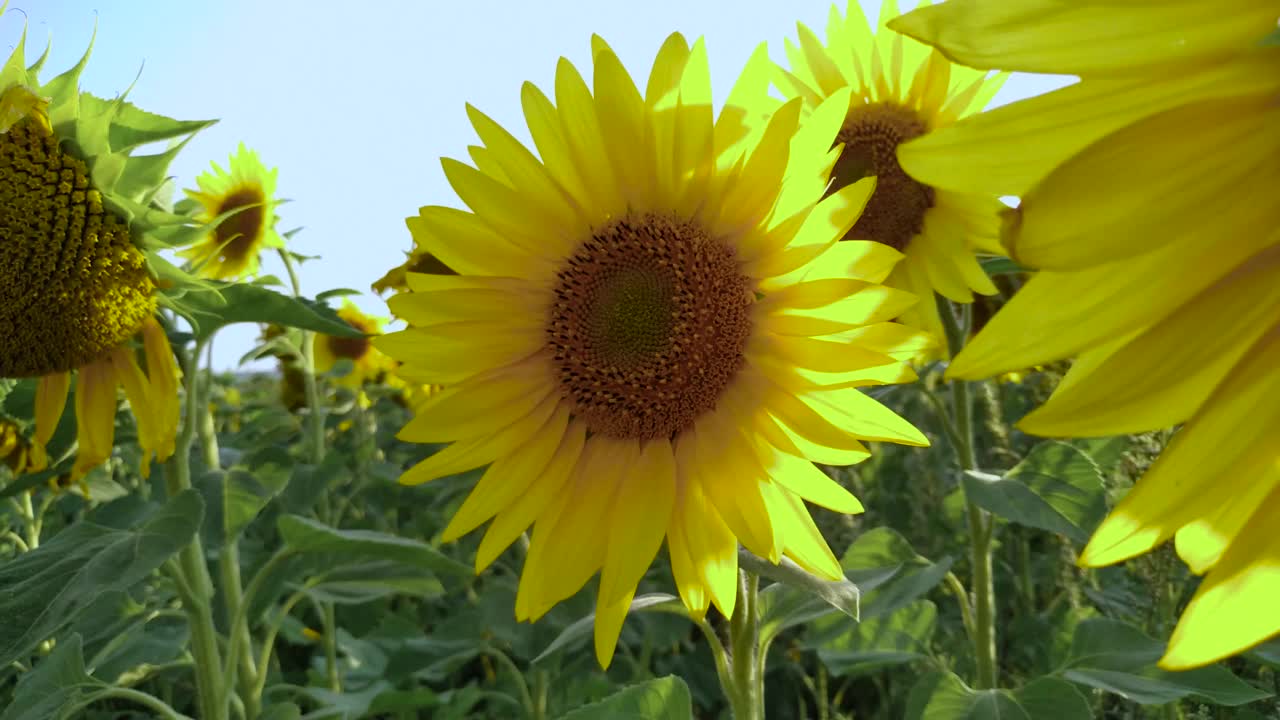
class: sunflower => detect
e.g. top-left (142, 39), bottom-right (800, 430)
top-left (314, 300), bottom-right (393, 389)
top-left (376, 33), bottom-right (934, 667)
top-left (0, 22), bottom-right (208, 482)
top-left (179, 143), bottom-right (283, 280)
top-left (0, 419), bottom-right (32, 475)
top-left (749, 0), bottom-right (1009, 344)
top-left (890, 0), bottom-right (1280, 669)
top-left (371, 249), bottom-right (456, 295)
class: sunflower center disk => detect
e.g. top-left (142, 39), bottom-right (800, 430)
top-left (0, 114), bottom-right (155, 377)
top-left (328, 335), bottom-right (371, 360)
top-left (215, 188), bottom-right (266, 261)
top-left (830, 102), bottom-right (934, 251)
top-left (548, 214), bottom-right (753, 441)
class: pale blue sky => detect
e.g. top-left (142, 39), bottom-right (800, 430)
top-left (3, 1), bottom-right (1069, 370)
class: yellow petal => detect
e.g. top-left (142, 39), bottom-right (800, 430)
top-left (441, 403), bottom-right (571, 542)
top-left (1160, 483), bottom-right (1280, 671)
top-left (554, 57), bottom-right (625, 217)
top-left (800, 387), bottom-right (929, 447)
top-left (108, 347), bottom-right (158, 477)
top-left (1019, 243), bottom-right (1280, 436)
top-left (520, 81), bottom-right (595, 218)
top-left (898, 52), bottom-right (1280, 198)
top-left (693, 414), bottom-right (777, 562)
top-left (373, 324), bottom-right (544, 385)
top-left (760, 445), bottom-right (864, 514)
top-left (1079, 328), bottom-right (1280, 567)
top-left (1010, 96), bottom-right (1280, 270)
top-left (72, 360), bottom-right (118, 481)
top-left (31, 371), bottom-right (70, 470)
top-left (766, 485), bottom-right (844, 581)
top-left (397, 359), bottom-right (555, 443)
top-left (889, 0), bottom-right (1280, 76)
top-left (594, 584), bottom-right (637, 670)
top-left (599, 439), bottom-right (677, 606)
top-left (399, 393), bottom-right (561, 485)
top-left (141, 319), bottom-right (180, 462)
top-left (441, 157), bottom-right (578, 261)
top-left (475, 420), bottom-right (587, 573)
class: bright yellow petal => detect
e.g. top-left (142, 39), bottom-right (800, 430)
top-left (397, 359), bottom-right (556, 443)
top-left (760, 445), bottom-right (864, 514)
top-left (72, 359), bottom-right (118, 481)
top-left (31, 371), bottom-right (70, 470)
top-left (399, 393), bottom-right (561, 485)
top-left (599, 439), bottom-right (677, 605)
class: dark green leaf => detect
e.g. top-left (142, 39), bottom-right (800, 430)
top-left (175, 283), bottom-right (364, 341)
top-left (258, 703), bottom-right (303, 720)
top-left (0, 635), bottom-right (105, 720)
top-left (1062, 618), bottom-right (1271, 706)
top-left (1011, 677), bottom-right (1093, 720)
top-left (224, 466), bottom-right (290, 542)
top-left (559, 676), bottom-right (693, 720)
top-left (807, 600), bottom-right (937, 677)
top-left (0, 491), bottom-right (203, 666)
top-left (841, 527), bottom-right (954, 619)
top-left (304, 561), bottom-right (446, 604)
top-left (905, 671), bottom-right (1028, 720)
top-left (963, 442), bottom-right (1106, 544)
top-left (277, 514), bottom-right (469, 576)
top-left (534, 593), bottom-right (684, 664)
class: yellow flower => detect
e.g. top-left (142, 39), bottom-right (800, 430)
top-left (314, 300), bottom-right (393, 389)
top-left (0, 419), bottom-right (32, 475)
top-left (371, 250), bottom-right (456, 295)
top-left (892, 0), bottom-right (1280, 669)
top-left (1, 25), bottom-right (197, 483)
top-left (376, 33), bottom-right (933, 668)
top-left (751, 0), bottom-right (1009, 344)
top-left (180, 143), bottom-right (283, 280)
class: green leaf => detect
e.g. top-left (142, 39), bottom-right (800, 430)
top-left (0, 635), bottom-right (105, 720)
top-left (0, 491), bottom-right (203, 666)
top-left (1261, 27), bottom-right (1280, 47)
top-left (963, 441), bottom-right (1106, 544)
top-left (905, 671), bottom-right (1028, 720)
top-left (277, 514), bottom-right (469, 576)
top-left (174, 283), bottom-right (365, 341)
top-left (807, 600), bottom-right (937, 677)
top-left (841, 527), bottom-right (954, 619)
top-left (1011, 678), bottom-right (1093, 720)
top-left (534, 593), bottom-right (684, 664)
top-left (304, 561), bottom-right (446, 604)
top-left (1061, 618), bottom-right (1271, 706)
top-left (740, 548), bottom-right (859, 619)
top-left (258, 703), bottom-right (303, 720)
top-left (978, 255), bottom-right (1027, 276)
top-left (224, 466), bottom-right (290, 542)
top-left (559, 676), bottom-right (693, 720)
top-left (105, 99), bottom-right (215, 152)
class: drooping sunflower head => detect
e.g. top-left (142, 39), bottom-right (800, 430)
top-left (757, 0), bottom-right (1012, 344)
top-left (378, 33), bottom-right (934, 667)
top-left (179, 143), bottom-right (283, 280)
top-left (314, 300), bottom-right (394, 389)
top-left (0, 17), bottom-right (209, 480)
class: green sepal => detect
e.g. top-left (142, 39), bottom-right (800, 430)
top-left (36, 24), bottom-right (93, 132)
top-left (107, 99), bottom-right (217, 152)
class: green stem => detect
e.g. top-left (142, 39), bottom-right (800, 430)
top-left (937, 297), bottom-right (998, 690)
top-left (72, 687), bottom-right (194, 720)
top-left (726, 571), bottom-right (764, 720)
top-left (322, 601), bottom-right (341, 692)
top-left (18, 491), bottom-right (38, 549)
top-left (252, 590), bottom-right (308, 700)
top-left (169, 338), bottom-right (229, 720)
top-left (277, 249), bottom-right (326, 471)
top-left (483, 646), bottom-right (534, 716)
top-left (531, 668), bottom-right (549, 720)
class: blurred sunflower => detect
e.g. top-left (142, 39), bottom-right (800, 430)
top-left (315, 300), bottom-right (393, 389)
top-left (371, 249), bottom-right (455, 295)
top-left (0, 22), bottom-right (209, 482)
top-left (0, 419), bottom-right (32, 475)
top-left (179, 143), bottom-right (283, 280)
top-left (752, 0), bottom-right (1009, 343)
top-left (377, 33), bottom-right (933, 667)
top-left (892, 0), bottom-right (1280, 669)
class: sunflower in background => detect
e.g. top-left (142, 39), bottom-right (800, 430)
top-left (179, 143), bottom-right (283, 280)
top-left (314, 300), bottom-right (394, 390)
top-left (0, 20), bottom-right (211, 482)
top-left (0, 419), bottom-right (32, 475)
top-left (378, 32), bottom-right (933, 667)
top-left (891, 0), bottom-right (1280, 668)
top-left (750, 0), bottom-right (1010, 345)
top-left (371, 249), bottom-right (455, 295)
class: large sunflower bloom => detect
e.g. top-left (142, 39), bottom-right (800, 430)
top-left (751, 0), bottom-right (1009, 343)
top-left (377, 33), bottom-right (933, 667)
top-left (314, 300), bottom-right (393, 389)
top-left (1, 24), bottom-right (204, 482)
top-left (890, 0), bottom-right (1280, 669)
top-left (179, 143), bottom-right (283, 280)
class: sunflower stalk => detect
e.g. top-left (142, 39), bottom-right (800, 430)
top-left (724, 570), bottom-right (765, 720)
top-left (195, 334), bottom-right (262, 719)
top-left (169, 337), bottom-right (229, 720)
top-left (936, 297), bottom-right (998, 690)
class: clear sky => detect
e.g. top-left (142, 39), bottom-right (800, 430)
top-left (3, 1), bottom-right (1070, 370)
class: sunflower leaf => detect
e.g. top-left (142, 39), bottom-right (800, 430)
top-left (277, 514), bottom-right (469, 577)
top-left (533, 593), bottom-right (684, 664)
top-left (0, 635), bottom-right (106, 720)
top-left (558, 676), bottom-right (693, 720)
top-left (0, 490), bottom-right (203, 666)
top-left (175, 283), bottom-right (366, 341)
top-left (804, 600), bottom-right (938, 677)
top-left (743, 549), bottom-right (861, 644)
top-left (962, 441), bottom-right (1106, 544)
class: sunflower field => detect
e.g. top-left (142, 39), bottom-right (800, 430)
top-left (1, 1), bottom-right (1278, 718)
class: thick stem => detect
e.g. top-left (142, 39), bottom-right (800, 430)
top-left (169, 339), bottom-right (228, 720)
top-left (726, 571), bottom-right (764, 720)
top-left (937, 297), bottom-right (998, 690)
top-left (322, 601), bottom-right (341, 692)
